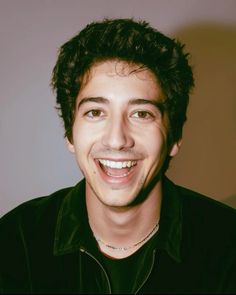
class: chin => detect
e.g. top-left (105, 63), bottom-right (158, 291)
top-left (93, 185), bottom-right (141, 208)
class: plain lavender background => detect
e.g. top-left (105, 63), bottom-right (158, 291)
top-left (1, 0), bottom-right (236, 217)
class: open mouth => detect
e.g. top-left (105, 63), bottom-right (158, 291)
top-left (96, 159), bottom-right (138, 181)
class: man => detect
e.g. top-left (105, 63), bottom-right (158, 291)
top-left (1, 18), bottom-right (236, 293)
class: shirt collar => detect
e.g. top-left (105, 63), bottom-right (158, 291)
top-left (53, 179), bottom-right (97, 256)
top-left (53, 177), bottom-right (183, 262)
top-left (157, 176), bottom-right (183, 262)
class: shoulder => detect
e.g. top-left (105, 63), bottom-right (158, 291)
top-left (177, 184), bottom-right (236, 221)
top-left (165, 177), bottom-right (236, 220)
top-left (0, 185), bottom-right (80, 271)
top-left (174, 183), bottom-right (236, 246)
top-left (0, 186), bottom-right (74, 234)
top-left (0, 184), bottom-right (82, 288)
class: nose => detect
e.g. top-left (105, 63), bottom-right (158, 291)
top-left (102, 116), bottom-right (134, 150)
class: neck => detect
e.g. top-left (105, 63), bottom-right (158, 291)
top-left (86, 181), bottom-right (162, 258)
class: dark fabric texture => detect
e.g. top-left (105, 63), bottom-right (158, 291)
top-left (0, 177), bottom-right (236, 294)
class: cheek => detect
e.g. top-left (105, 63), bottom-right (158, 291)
top-left (73, 121), bottom-right (91, 147)
top-left (148, 144), bottom-right (166, 163)
top-left (143, 123), bottom-right (167, 143)
top-left (72, 123), bottom-right (101, 165)
top-left (145, 130), bottom-right (168, 160)
top-left (73, 117), bottom-right (103, 140)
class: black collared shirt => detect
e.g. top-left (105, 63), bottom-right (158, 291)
top-left (53, 177), bottom-right (182, 262)
top-left (1, 177), bottom-right (236, 293)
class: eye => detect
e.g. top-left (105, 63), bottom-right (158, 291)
top-left (131, 111), bottom-right (154, 120)
top-left (85, 109), bottom-right (104, 119)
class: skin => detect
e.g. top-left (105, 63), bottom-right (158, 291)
top-left (67, 60), bottom-right (180, 258)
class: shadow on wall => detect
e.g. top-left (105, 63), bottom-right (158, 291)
top-left (166, 22), bottom-right (236, 204)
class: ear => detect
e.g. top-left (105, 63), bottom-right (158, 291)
top-left (66, 137), bottom-right (75, 153)
top-left (169, 139), bottom-right (182, 157)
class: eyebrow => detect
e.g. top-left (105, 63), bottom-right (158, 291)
top-left (78, 97), bottom-right (109, 109)
top-left (78, 96), bottom-right (165, 113)
top-left (128, 98), bottom-right (164, 113)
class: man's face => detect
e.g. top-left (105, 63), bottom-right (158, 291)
top-left (68, 61), bottom-right (180, 207)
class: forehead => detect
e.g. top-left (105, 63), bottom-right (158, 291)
top-left (87, 60), bottom-right (155, 79)
top-left (78, 60), bottom-right (163, 100)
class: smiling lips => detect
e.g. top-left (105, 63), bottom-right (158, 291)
top-left (98, 159), bottom-right (137, 179)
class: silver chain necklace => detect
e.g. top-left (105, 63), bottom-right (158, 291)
top-left (94, 222), bottom-right (159, 251)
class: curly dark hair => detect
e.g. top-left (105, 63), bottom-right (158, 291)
top-left (51, 18), bottom-right (194, 147)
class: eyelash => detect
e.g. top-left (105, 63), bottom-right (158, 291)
top-left (85, 109), bottom-right (104, 118)
top-left (84, 109), bottom-right (155, 121)
top-left (131, 110), bottom-right (154, 120)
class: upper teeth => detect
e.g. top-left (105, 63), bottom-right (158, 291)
top-left (99, 159), bottom-right (137, 169)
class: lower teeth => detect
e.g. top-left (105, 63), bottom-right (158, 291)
top-left (106, 171), bottom-right (129, 178)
